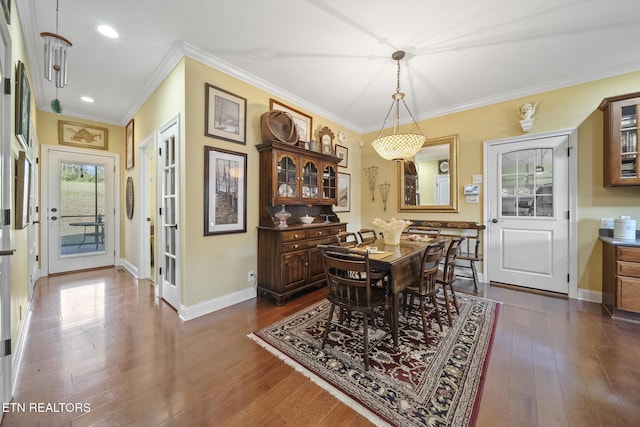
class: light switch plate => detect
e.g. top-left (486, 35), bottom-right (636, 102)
top-left (466, 195), bottom-right (479, 204)
top-left (472, 175), bottom-right (482, 184)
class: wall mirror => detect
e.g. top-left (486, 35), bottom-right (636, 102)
top-left (398, 134), bottom-right (459, 212)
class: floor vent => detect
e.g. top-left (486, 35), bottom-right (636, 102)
top-left (116, 268), bottom-right (126, 273)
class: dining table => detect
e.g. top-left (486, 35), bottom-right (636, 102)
top-left (362, 237), bottom-right (436, 348)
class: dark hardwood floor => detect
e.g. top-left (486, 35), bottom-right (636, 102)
top-left (2, 267), bottom-right (640, 426)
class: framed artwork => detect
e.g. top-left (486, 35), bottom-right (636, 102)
top-left (335, 144), bottom-right (348, 168)
top-left (58, 121), bottom-right (108, 150)
top-left (15, 60), bottom-right (30, 149)
top-left (270, 99), bottom-right (313, 143)
top-left (204, 146), bottom-right (247, 235)
top-left (1, 0), bottom-right (10, 25)
top-left (205, 83), bottom-right (247, 144)
top-left (15, 151), bottom-right (31, 229)
top-left (335, 172), bottom-right (351, 212)
top-left (125, 119), bottom-right (134, 169)
top-left (318, 126), bottom-right (334, 155)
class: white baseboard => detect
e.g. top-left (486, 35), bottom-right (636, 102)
top-left (11, 300), bottom-right (32, 397)
top-left (119, 258), bottom-right (139, 278)
top-left (180, 286), bottom-right (256, 321)
top-left (577, 288), bottom-right (602, 303)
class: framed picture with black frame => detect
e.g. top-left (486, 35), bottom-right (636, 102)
top-left (205, 83), bottom-right (247, 145)
top-left (15, 60), bottom-right (30, 149)
top-left (335, 172), bottom-right (351, 212)
top-left (15, 151), bottom-right (31, 229)
top-left (204, 146), bottom-right (247, 235)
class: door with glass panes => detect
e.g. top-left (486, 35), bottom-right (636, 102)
top-left (487, 133), bottom-right (569, 294)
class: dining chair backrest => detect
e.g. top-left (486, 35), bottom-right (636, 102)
top-left (442, 236), bottom-right (467, 283)
top-left (357, 228), bottom-right (377, 245)
top-left (318, 245), bottom-right (373, 311)
top-left (411, 226), bottom-right (441, 240)
top-left (336, 231), bottom-right (359, 248)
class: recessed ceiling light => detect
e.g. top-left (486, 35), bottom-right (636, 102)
top-left (81, 96), bottom-right (95, 103)
top-left (97, 25), bottom-right (119, 39)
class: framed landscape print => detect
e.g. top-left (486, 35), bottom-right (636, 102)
top-left (335, 144), bottom-right (348, 168)
top-left (15, 60), bottom-right (30, 149)
top-left (125, 119), bottom-right (134, 169)
top-left (204, 146), bottom-right (247, 235)
top-left (270, 99), bottom-right (313, 143)
top-left (335, 172), bottom-right (350, 212)
top-left (205, 83), bottom-right (247, 144)
top-left (15, 151), bottom-right (31, 229)
top-left (59, 121), bottom-right (108, 150)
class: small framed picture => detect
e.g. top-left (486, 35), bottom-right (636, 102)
top-left (125, 118), bottom-right (134, 170)
top-left (270, 99), bottom-right (313, 143)
top-left (335, 172), bottom-right (350, 212)
top-left (58, 121), bottom-right (108, 150)
top-left (205, 83), bottom-right (247, 145)
top-left (204, 146), bottom-right (247, 235)
top-left (335, 145), bottom-right (348, 168)
top-left (15, 61), bottom-right (30, 149)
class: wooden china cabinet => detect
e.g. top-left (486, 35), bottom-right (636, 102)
top-left (255, 141), bottom-right (346, 305)
top-left (599, 92), bottom-right (640, 186)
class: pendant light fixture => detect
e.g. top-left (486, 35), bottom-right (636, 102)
top-left (41, 0), bottom-right (72, 114)
top-left (371, 51), bottom-right (426, 161)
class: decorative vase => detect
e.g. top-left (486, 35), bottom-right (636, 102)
top-left (372, 218), bottom-right (412, 246)
top-left (274, 205), bottom-right (291, 228)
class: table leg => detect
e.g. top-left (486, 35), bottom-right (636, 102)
top-left (392, 292), bottom-right (399, 349)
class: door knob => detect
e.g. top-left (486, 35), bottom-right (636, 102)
top-left (491, 218), bottom-right (499, 223)
top-left (51, 216), bottom-right (58, 221)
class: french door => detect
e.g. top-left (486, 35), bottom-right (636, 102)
top-left (0, 15), bottom-right (12, 419)
top-left (158, 117), bottom-right (180, 310)
top-left (44, 147), bottom-right (117, 274)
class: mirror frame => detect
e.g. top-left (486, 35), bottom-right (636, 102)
top-left (398, 134), bottom-right (459, 213)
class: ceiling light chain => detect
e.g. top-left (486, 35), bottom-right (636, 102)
top-left (371, 50), bottom-right (427, 162)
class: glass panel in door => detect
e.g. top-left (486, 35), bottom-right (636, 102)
top-left (500, 148), bottom-right (553, 218)
top-left (301, 159), bottom-right (319, 200)
top-left (60, 161), bottom-right (106, 255)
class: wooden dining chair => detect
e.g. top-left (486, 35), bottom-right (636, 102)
top-left (336, 231), bottom-right (359, 248)
top-left (410, 226), bottom-right (441, 240)
top-left (357, 228), bottom-right (378, 245)
top-left (318, 245), bottom-right (391, 371)
top-left (403, 240), bottom-right (446, 345)
top-left (437, 236), bottom-right (467, 326)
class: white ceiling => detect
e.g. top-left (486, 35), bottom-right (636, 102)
top-left (17, 0), bottom-right (640, 133)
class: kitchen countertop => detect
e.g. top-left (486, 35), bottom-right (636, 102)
top-left (599, 229), bottom-right (640, 247)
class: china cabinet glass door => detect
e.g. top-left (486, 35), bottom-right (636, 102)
top-left (301, 158), bottom-right (319, 201)
top-left (276, 153), bottom-right (297, 200)
top-left (620, 104), bottom-right (638, 179)
top-left (322, 164), bottom-right (337, 200)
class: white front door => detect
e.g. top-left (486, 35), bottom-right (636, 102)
top-left (158, 117), bottom-right (180, 310)
top-left (45, 148), bottom-right (117, 274)
top-left (487, 133), bottom-right (571, 294)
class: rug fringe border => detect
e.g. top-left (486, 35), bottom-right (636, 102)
top-left (247, 332), bottom-right (391, 427)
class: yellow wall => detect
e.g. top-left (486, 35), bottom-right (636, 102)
top-left (179, 57), bottom-right (362, 307)
top-left (122, 58), bottom-right (186, 269)
top-left (360, 70), bottom-right (640, 293)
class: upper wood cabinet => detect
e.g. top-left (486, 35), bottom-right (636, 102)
top-left (599, 92), bottom-right (640, 186)
top-left (256, 141), bottom-right (340, 226)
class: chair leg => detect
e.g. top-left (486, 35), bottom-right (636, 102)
top-left (442, 287), bottom-right (454, 326)
top-left (322, 303), bottom-right (336, 348)
top-left (470, 261), bottom-right (479, 292)
top-left (450, 285), bottom-right (460, 314)
top-left (418, 296), bottom-right (430, 346)
top-left (362, 314), bottom-right (370, 371)
top-left (430, 295), bottom-right (444, 331)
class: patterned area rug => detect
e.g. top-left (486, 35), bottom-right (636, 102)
top-left (249, 293), bottom-right (500, 426)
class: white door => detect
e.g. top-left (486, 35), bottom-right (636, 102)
top-left (158, 118), bottom-right (180, 310)
top-left (46, 149), bottom-right (117, 274)
top-left (0, 15), bottom-right (12, 418)
top-left (435, 175), bottom-right (449, 205)
top-left (487, 133), bottom-right (570, 294)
